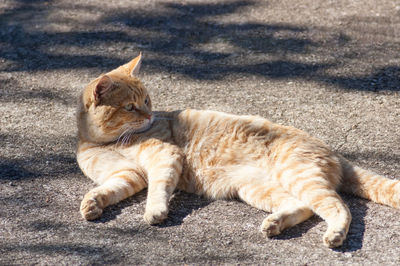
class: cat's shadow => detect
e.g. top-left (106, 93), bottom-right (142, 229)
top-left (159, 190), bottom-right (212, 227)
top-left (272, 193), bottom-right (367, 252)
top-left (95, 191), bottom-right (366, 252)
top-left (93, 190), bottom-right (148, 223)
top-left (94, 190), bottom-right (211, 226)
top-left (333, 194), bottom-right (368, 252)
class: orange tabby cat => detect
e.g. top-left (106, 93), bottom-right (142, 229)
top-left (76, 53), bottom-right (400, 248)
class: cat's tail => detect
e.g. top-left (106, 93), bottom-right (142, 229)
top-left (339, 155), bottom-right (400, 208)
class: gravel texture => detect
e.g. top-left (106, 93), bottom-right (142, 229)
top-left (1, 0), bottom-right (400, 265)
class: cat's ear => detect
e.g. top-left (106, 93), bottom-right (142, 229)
top-left (93, 75), bottom-right (113, 105)
top-left (124, 52), bottom-right (142, 77)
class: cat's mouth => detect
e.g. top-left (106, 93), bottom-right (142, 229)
top-left (116, 116), bottom-right (155, 145)
top-left (134, 115), bottom-right (154, 134)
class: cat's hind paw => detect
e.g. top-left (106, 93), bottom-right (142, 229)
top-left (80, 195), bottom-right (104, 221)
top-left (323, 229), bottom-right (346, 248)
top-left (260, 214), bottom-right (283, 237)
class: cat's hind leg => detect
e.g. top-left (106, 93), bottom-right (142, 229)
top-left (277, 162), bottom-right (352, 248)
top-left (235, 174), bottom-right (313, 237)
top-left (260, 197), bottom-right (313, 237)
top-left (202, 165), bottom-right (314, 237)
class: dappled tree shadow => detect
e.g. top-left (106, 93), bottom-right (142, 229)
top-left (341, 150), bottom-right (400, 170)
top-left (318, 66), bottom-right (400, 92)
top-left (0, 0), bottom-right (125, 71)
top-left (0, 77), bottom-right (76, 105)
top-left (0, 153), bottom-right (79, 180)
top-left (0, 0), bottom-right (398, 91)
top-left (0, 133), bottom-right (79, 181)
top-left (1, 2), bottom-right (399, 264)
top-left (0, 159), bottom-right (39, 179)
top-left (0, 243), bottom-right (123, 264)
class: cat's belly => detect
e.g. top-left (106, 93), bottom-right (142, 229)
top-left (171, 109), bottom-right (276, 195)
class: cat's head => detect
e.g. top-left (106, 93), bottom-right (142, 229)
top-left (77, 53), bottom-right (153, 144)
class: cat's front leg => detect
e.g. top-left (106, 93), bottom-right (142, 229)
top-left (136, 140), bottom-right (183, 225)
top-left (77, 144), bottom-right (147, 220)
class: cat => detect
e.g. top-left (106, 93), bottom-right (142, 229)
top-left (76, 53), bottom-right (400, 248)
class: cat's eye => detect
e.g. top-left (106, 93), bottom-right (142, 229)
top-left (144, 97), bottom-right (150, 106)
top-left (124, 104), bottom-right (135, 112)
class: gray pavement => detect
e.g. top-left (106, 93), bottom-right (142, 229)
top-left (1, 0), bottom-right (400, 265)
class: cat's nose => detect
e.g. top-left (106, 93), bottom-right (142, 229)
top-left (137, 107), bottom-right (152, 120)
top-left (144, 113), bottom-right (152, 120)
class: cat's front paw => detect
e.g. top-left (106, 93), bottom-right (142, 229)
top-left (143, 205), bottom-right (168, 225)
top-left (80, 193), bottom-right (105, 220)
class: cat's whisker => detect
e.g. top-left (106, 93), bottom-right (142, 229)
top-left (124, 131), bottom-right (133, 145)
top-left (127, 131), bottom-right (135, 144)
top-left (116, 128), bottom-right (132, 146)
top-left (116, 131), bottom-right (127, 146)
top-left (153, 116), bottom-right (173, 121)
top-left (122, 130), bottom-right (133, 146)
top-left (118, 126), bottom-right (140, 146)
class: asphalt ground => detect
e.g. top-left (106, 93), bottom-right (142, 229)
top-left (1, 0), bottom-right (400, 265)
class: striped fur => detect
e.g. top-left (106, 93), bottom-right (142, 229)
top-left (76, 54), bottom-right (400, 248)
